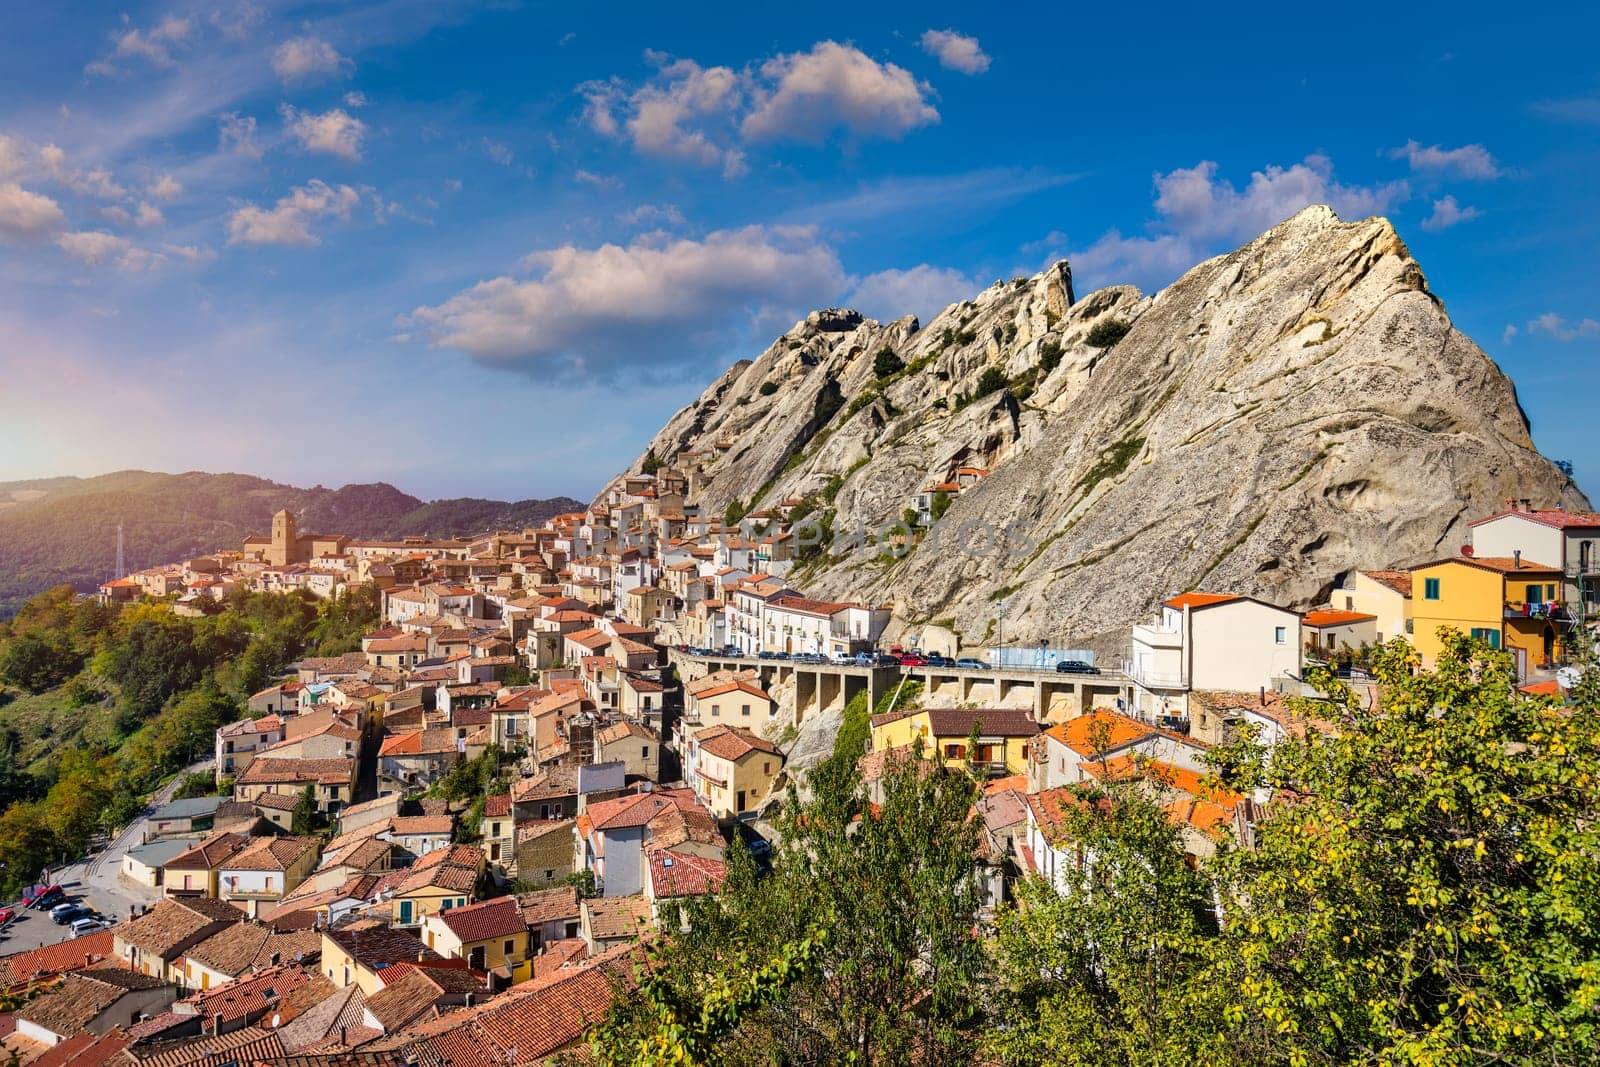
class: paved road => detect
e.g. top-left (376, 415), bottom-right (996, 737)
top-left (0, 758), bottom-right (212, 955)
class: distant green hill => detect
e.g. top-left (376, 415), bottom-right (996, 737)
top-left (0, 470), bottom-right (584, 616)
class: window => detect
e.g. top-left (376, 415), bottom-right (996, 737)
top-left (1424, 577), bottom-right (1441, 600)
top-left (641, 745), bottom-right (650, 760)
top-left (710, 703), bottom-right (720, 717)
top-left (504, 939), bottom-right (516, 955)
top-left (1547, 583), bottom-right (1557, 600)
top-left (944, 743), bottom-right (966, 759)
top-left (1273, 626), bottom-right (1287, 645)
top-left (1527, 584), bottom-right (1544, 605)
top-left (1470, 627), bottom-right (1501, 649)
top-left (741, 703), bottom-right (751, 717)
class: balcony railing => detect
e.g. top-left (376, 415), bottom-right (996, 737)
top-left (1505, 601), bottom-right (1572, 621)
top-left (1122, 661), bottom-right (1186, 690)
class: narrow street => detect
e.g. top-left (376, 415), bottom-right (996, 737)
top-left (0, 758), bottom-right (213, 955)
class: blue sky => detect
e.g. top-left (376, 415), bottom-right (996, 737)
top-left (1, 1), bottom-right (1597, 501)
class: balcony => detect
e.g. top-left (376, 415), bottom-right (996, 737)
top-left (1130, 623), bottom-right (1182, 650)
top-left (1504, 601), bottom-right (1572, 622)
top-left (1122, 660), bottom-right (1186, 690)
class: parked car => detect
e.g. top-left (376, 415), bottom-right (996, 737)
top-left (720, 645), bottom-right (742, 657)
top-left (829, 651), bottom-right (856, 665)
top-left (954, 658), bottom-right (989, 670)
top-left (924, 654), bottom-right (955, 668)
top-left (0, 907), bottom-right (16, 927)
top-left (757, 650), bottom-right (780, 660)
top-left (69, 917), bottom-right (107, 936)
top-left (897, 653), bottom-right (927, 667)
top-left (27, 887), bottom-right (65, 910)
top-left (873, 654), bottom-right (902, 667)
top-left (1055, 660), bottom-right (1101, 674)
top-left (52, 903), bottom-right (94, 926)
top-left (797, 653), bottom-right (828, 665)
top-left (23, 885), bottom-right (63, 908)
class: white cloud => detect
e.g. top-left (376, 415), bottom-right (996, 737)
top-left (1070, 155), bottom-right (1410, 290)
top-left (135, 202), bottom-right (165, 227)
top-left (282, 105), bottom-right (367, 160)
top-left (1420, 194), bottom-right (1480, 232)
top-left (845, 264), bottom-right (979, 325)
top-left (1525, 313), bottom-right (1600, 342)
top-left (343, 91), bottom-right (368, 108)
top-left (1502, 324), bottom-right (1518, 345)
top-left (1388, 139), bottom-right (1501, 179)
top-left (227, 179), bottom-right (362, 246)
top-left (405, 224), bottom-right (847, 374)
top-left (89, 15), bottom-right (193, 73)
top-left (148, 174), bottom-right (183, 200)
top-left (36, 143), bottom-right (127, 200)
top-left (0, 183), bottom-right (65, 239)
top-left (574, 169), bottom-right (621, 189)
top-left (1532, 96), bottom-right (1600, 124)
top-left (56, 230), bottom-right (164, 270)
top-left (0, 135), bottom-right (24, 180)
top-left (161, 242), bottom-right (216, 263)
top-left (219, 113), bottom-right (262, 159)
top-left (581, 41), bottom-right (939, 176)
top-left (271, 36), bottom-right (350, 82)
top-left (919, 29), bottom-right (990, 74)
top-left (742, 41), bottom-right (938, 144)
top-left (483, 138), bottom-right (514, 165)
top-left (584, 57), bottom-right (747, 177)
top-left (210, 3), bottom-right (265, 42)
top-left (618, 203), bottom-right (684, 228)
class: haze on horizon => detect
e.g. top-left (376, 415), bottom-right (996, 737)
top-left (2, 1), bottom-right (1598, 501)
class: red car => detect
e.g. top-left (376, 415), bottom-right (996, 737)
top-left (24, 885), bottom-right (64, 909)
top-left (897, 653), bottom-right (926, 667)
top-left (0, 907), bottom-right (15, 926)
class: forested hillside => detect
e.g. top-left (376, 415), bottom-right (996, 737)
top-left (0, 583), bottom-right (379, 896)
top-left (0, 470), bottom-right (583, 616)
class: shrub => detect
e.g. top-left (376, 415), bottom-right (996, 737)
top-left (972, 366), bottom-right (1007, 400)
top-left (759, 381), bottom-right (779, 396)
top-left (1086, 318), bottom-right (1132, 348)
top-left (872, 348), bottom-right (904, 379)
top-left (640, 450), bottom-right (662, 475)
top-left (1039, 339), bottom-right (1063, 374)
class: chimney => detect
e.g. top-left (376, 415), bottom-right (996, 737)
top-left (269, 952), bottom-right (280, 966)
top-left (1259, 686), bottom-right (1266, 706)
top-left (1514, 549), bottom-right (1522, 569)
top-left (1521, 498), bottom-right (1533, 512)
top-left (418, 951), bottom-right (426, 963)
top-left (212, 1012), bottom-right (224, 1035)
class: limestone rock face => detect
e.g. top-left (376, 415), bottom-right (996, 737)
top-left (606, 207), bottom-right (1586, 652)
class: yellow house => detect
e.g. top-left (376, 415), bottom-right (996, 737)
top-left (420, 894), bottom-right (531, 980)
top-left (390, 844), bottom-right (485, 927)
top-left (689, 725), bottom-right (784, 820)
top-left (868, 707), bottom-right (1040, 777)
top-left (1410, 555), bottom-right (1566, 677)
top-left (321, 919), bottom-right (443, 995)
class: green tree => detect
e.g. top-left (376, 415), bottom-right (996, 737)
top-left (873, 347), bottom-right (905, 379)
top-left (291, 783), bottom-right (319, 834)
top-left (988, 782), bottom-right (1224, 1066)
top-left (596, 740), bottom-right (986, 1063)
top-left (972, 366), bottom-right (1007, 400)
top-left (1205, 634), bottom-right (1600, 1065)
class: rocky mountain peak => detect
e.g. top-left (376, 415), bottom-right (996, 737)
top-left (609, 207), bottom-right (1582, 651)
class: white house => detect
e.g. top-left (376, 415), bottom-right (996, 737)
top-left (1126, 593), bottom-right (1301, 720)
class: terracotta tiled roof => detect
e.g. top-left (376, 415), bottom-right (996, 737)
top-left (237, 757), bottom-right (354, 786)
top-left (694, 724), bottom-right (781, 762)
top-left (1042, 711), bottom-right (1158, 759)
top-left (1361, 569), bottom-right (1414, 597)
top-left (434, 896), bottom-right (525, 944)
top-left (15, 969), bottom-right (169, 1036)
top-left (1419, 554), bottom-right (1561, 575)
top-left (483, 794), bottom-right (512, 818)
top-left (582, 897), bottom-right (652, 942)
top-left (117, 898), bottom-right (247, 959)
top-left (922, 707), bottom-right (1040, 738)
top-left (646, 849), bottom-right (727, 899)
top-left (222, 835), bottom-right (320, 873)
top-left (1468, 507), bottom-right (1600, 530)
top-left (163, 831), bottom-right (251, 872)
top-left (325, 920), bottom-right (440, 970)
top-left (0, 930), bottom-right (114, 987)
top-left (515, 886), bottom-right (580, 928)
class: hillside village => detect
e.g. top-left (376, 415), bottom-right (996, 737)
top-left (2, 469), bottom-right (1597, 1064)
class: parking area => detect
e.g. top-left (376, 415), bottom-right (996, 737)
top-left (0, 884), bottom-right (116, 954)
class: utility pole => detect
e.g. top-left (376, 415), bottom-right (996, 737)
top-left (116, 523), bottom-right (125, 578)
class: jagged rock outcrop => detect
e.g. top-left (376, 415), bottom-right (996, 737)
top-left (608, 206), bottom-right (1586, 652)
